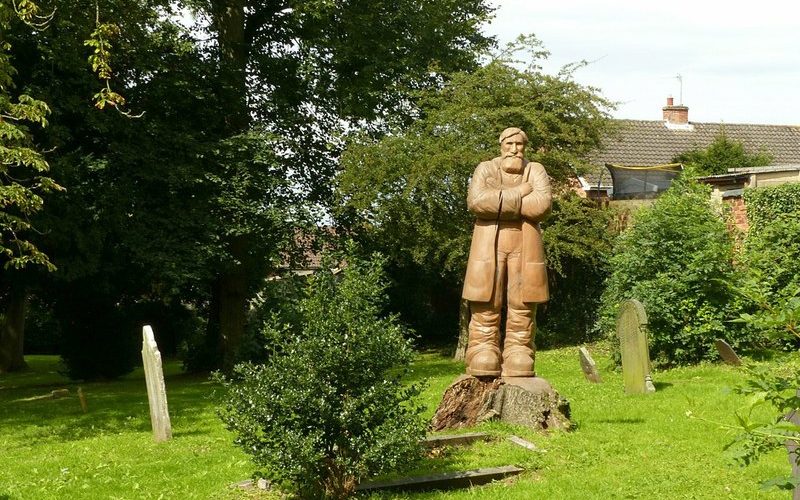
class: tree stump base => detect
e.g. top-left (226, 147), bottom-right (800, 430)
top-left (430, 375), bottom-right (571, 432)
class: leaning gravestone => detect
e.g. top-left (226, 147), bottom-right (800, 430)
top-left (714, 339), bottom-right (742, 366)
top-left (579, 347), bottom-right (602, 383)
top-left (142, 325), bottom-right (172, 442)
top-left (617, 299), bottom-right (655, 394)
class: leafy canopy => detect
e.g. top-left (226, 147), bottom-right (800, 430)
top-left (0, 0), bottom-right (63, 270)
top-left (673, 131), bottom-right (772, 176)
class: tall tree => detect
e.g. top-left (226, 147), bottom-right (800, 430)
top-left (186, 0), bottom-right (494, 369)
top-left (4, 0), bottom-right (225, 377)
top-left (0, 0), bottom-right (62, 372)
top-left (335, 38), bottom-right (615, 343)
top-left (4, 0), bottom-right (494, 374)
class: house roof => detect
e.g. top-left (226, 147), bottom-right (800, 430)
top-left (580, 120), bottom-right (800, 189)
top-left (594, 120), bottom-right (800, 166)
top-left (697, 164), bottom-right (800, 184)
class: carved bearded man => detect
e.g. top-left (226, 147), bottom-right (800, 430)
top-left (462, 128), bottom-right (551, 377)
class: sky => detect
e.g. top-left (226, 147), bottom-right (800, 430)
top-left (485, 0), bottom-right (800, 125)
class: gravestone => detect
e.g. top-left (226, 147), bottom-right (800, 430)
top-left (142, 325), bottom-right (172, 442)
top-left (714, 339), bottom-right (742, 366)
top-left (579, 347), bottom-right (602, 383)
top-left (617, 299), bottom-right (655, 395)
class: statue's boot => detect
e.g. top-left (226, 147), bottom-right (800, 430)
top-left (502, 329), bottom-right (535, 377)
top-left (465, 325), bottom-right (501, 377)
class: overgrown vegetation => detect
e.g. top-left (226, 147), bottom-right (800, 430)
top-left (217, 249), bottom-right (426, 499)
top-left (743, 183), bottom-right (800, 232)
top-left (673, 131), bottom-right (773, 176)
top-left (538, 193), bottom-right (617, 347)
top-left (598, 176), bottom-right (751, 365)
top-left (724, 183), bottom-right (800, 491)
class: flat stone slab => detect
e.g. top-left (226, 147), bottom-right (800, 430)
top-left (423, 432), bottom-right (490, 448)
top-left (356, 465), bottom-right (524, 492)
top-left (507, 435), bottom-right (541, 452)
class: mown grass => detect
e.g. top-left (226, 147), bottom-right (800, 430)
top-left (0, 346), bottom-right (792, 499)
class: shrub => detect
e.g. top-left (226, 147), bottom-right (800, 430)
top-left (538, 193), bottom-right (617, 347)
top-left (737, 214), bottom-right (800, 345)
top-left (217, 248), bottom-right (426, 499)
top-left (598, 177), bottom-right (748, 365)
top-left (743, 183), bottom-right (800, 232)
top-left (673, 131), bottom-right (772, 176)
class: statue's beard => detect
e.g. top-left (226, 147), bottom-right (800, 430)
top-left (501, 155), bottom-right (524, 173)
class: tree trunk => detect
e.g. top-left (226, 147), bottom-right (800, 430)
top-left (0, 287), bottom-right (28, 373)
top-left (211, 0), bottom-right (251, 370)
top-left (219, 238), bottom-right (248, 371)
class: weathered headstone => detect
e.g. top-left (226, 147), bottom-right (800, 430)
top-left (579, 347), bottom-right (602, 383)
top-left (423, 432), bottom-right (490, 448)
top-left (714, 339), bottom-right (742, 366)
top-left (617, 299), bottom-right (655, 395)
top-left (142, 325), bottom-right (172, 442)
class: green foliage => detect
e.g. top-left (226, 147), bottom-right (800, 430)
top-left (336, 37), bottom-right (614, 342)
top-left (599, 177), bottom-right (748, 365)
top-left (724, 362), bottom-right (800, 491)
top-left (538, 193), bottom-right (617, 346)
top-left (217, 248), bottom-right (426, 499)
top-left (737, 214), bottom-right (800, 341)
top-left (723, 185), bottom-right (800, 490)
top-left (673, 131), bottom-right (772, 176)
top-left (743, 183), bottom-right (800, 232)
top-left (0, 0), bottom-right (63, 270)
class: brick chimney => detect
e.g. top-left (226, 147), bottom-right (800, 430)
top-left (662, 96), bottom-right (689, 125)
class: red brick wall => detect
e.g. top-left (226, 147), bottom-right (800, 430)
top-left (724, 196), bottom-right (748, 231)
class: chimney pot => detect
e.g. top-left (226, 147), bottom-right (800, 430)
top-left (667, 96), bottom-right (674, 106)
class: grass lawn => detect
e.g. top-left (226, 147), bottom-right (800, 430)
top-left (0, 346), bottom-right (791, 499)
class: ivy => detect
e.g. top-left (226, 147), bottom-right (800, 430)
top-left (744, 183), bottom-right (800, 232)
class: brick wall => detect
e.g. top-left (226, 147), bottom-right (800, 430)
top-left (724, 196), bottom-right (749, 231)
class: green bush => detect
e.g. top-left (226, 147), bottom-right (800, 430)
top-left (744, 183), bottom-right (800, 232)
top-left (598, 177), bottom-right (748, 365)
top-left (217, 248), bottom-right (426, 499)
top-left (538, 193), bottom-right (617, 347)
top-left (737, 214), bottom-right (800, 345)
